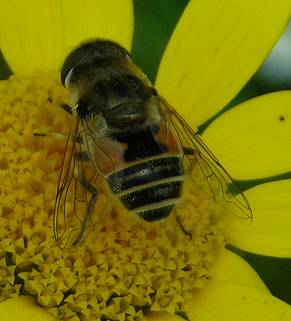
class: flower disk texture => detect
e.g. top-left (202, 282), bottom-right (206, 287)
top-left (0, 74), bottom-right (227, 321)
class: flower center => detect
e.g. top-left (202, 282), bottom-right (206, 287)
top-left (0, 73), bottom-right (227, 321)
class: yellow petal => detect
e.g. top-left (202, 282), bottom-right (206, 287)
top-left (0, 296), bottom-right (55, 321)
top-left (230, 179), bottom-right (291, 257)
top-left (212, 249), bottom-right (270, 293)
top-left (155, 0), bottom-right (291, 128)
top-left (184, 281), bottom-right (291, 321)
top-left (144, 250), bottom-right (270, 321)
top-left (202, 91), bottom-right (291, 180)
top-left (0, 0), bottom-right (133, 73)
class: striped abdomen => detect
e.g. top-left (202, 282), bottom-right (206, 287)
top-left (108, 156), bottom-right (184, 221)
top-left (107, 127), bottom-right (184, 221)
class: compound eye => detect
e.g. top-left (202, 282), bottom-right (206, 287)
top-left (61, 40), bottom-right (132, 87)
top-left (61, 47), bottom-right (86, 86)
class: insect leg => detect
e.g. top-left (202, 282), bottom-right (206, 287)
top-left (73, 151), bottom-right (98, 245)
top-left (173, 211), bottom-right (192, 240)
top-left (60, 103), bottom-right (73, 115)
top-left (33, 104), bottom-right (72, 136)
top-left (183, 147), bottom-right (195, 155)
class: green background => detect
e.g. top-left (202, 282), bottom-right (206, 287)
top-left (0, 0), bottom-right (290, 306)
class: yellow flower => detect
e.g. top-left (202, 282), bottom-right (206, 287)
top-left (0, 0), bottom-right (291, 321)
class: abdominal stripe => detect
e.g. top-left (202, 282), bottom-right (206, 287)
top-left (107, 156), bottom-right (184, 220)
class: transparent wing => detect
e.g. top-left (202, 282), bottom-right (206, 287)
top-left (53, 116), bottom-right (110, 249)
top-left (158, 97), bottom-right (252, 220)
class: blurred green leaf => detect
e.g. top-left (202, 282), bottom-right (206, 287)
top-left (229, 246), bottom-right (291, 304)
top-left (132, 0), bottom-right (189, 82)
top-left (0, 50), bottom-right (12, 79)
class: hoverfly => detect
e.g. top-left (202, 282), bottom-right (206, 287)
top-left (54, 40), bottom-right (252, 248)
